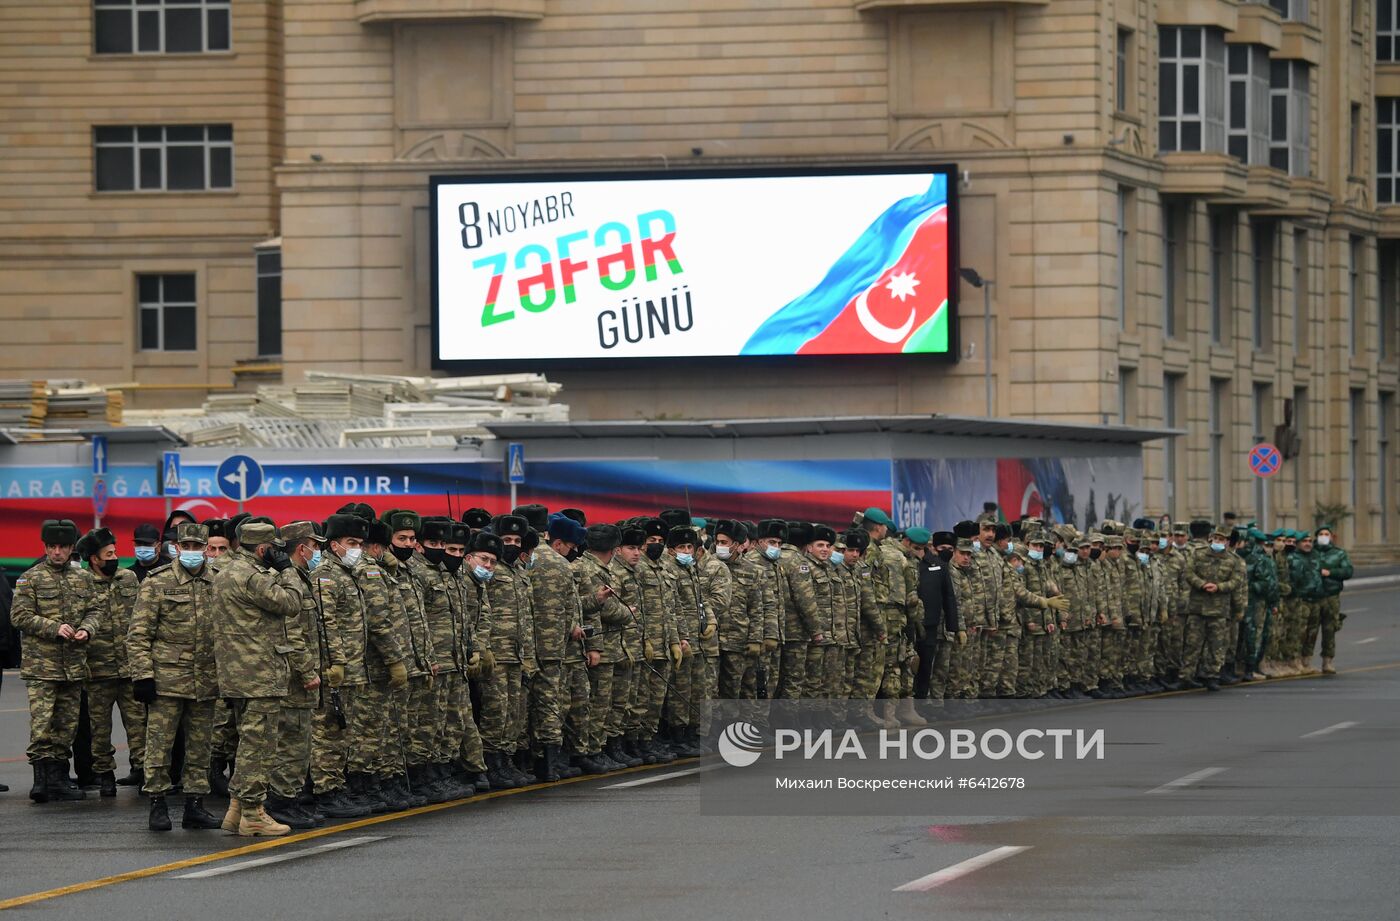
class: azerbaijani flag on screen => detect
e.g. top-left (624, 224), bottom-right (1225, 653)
top-left (742, 175), bottom-right (950, 355)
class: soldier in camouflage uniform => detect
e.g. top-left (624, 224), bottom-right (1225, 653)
top-left (1054, 537), bottom-right (1097, 697)
top-left (1003, 532), bottom-right (1068, 698)
top-left (1238, 530), bottom-right (1280, 681)
top-left (213, 519), bottom-right (309, 837)
top-left (945, 522), bottom-right (987, 699)
top-left (713, 520), bottom-right (765, 701)
top-left (608, 525), bottom-right (656, 763)
top-left (1309, 526), bottom-right (1353, 675)
top-left (842, 528), bottom-right (887, 718)
top-left (518, 507), bottom-right (585, 770)
top-left (662, 524), bottom-right (713, 756)
top-left (1290, 533), bottom-right (1327, 675)
top-left (128, 522), bottom-right (220, 830)
top-left (973, 520), bottom-right (1010, 698)
top-left (742, 520), bottom-right (786, 701)
top-left (631, 518), bottom-right (683, 761)
top-left (1156, 523), bottom-right (1191, 688)
top-left (76, 527), bottom-right (145, 795)
top-left (773, 522), bottom-right (822, 703)
top-left (11, 519), bottom-right (101, 803)
top-left (1182, 526), bottom-right (1241, 691)
top-left (480, 527), bottom-right (537, 786)
top-left (692, 536), bottom-right (728, 743)
top-left (800, 525), bottom-right (843, 710)
top-left (1260, 530), bottom-right (1295, 675)
top-left (575, 523), bottom-right (638, 772)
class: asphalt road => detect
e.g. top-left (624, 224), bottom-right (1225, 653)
top-left (1, 584), bottom-right (1396, 920)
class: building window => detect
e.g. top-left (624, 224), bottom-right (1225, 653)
top-left (1162, 201), bottom-right (1186, 339)
top-left (1117, 187), bottom-right (1135, 329)
top-left (1252, 220), bottom-right (1275, 351)
top-left (1293, 228), bottom-right (1309, 353)
top-left (256, 247), bottom-right (282, 358)
top-left (1209, 212), bottom-right (1232, 344)
top-left (1118, 366), bottom-right (1137, 424)
top-left (137, 273), bottom-right (196, 352)
top-left (1383, 2), bottom-right (1400, 62)
top-left (1158, 26), bottom-right (1226, 154)
top-left (1351, 103), bottom-right (1363, 176)
top-left (1252, 383), bottom-right (1273, 527)
top-left (1350, 235), bottom-right (1364, 356)
top-left (1164, 372), bottom-right (1185, 517)
top-left (1350, 388), bottom-right (1365, 513)
top-left (1210, 378), bottom-right (1230, 519)
top-left (1379, 99), bottom-right (1400, 204)
top-left (1380, 241), bottom-right (1399, 361)
top-left (1227, 44), bottom-right (1270, 164)
top-left (1269, 61), bottom-right (1311, 175)
top-left (94, 0), bottom-right (231, 55)
top-left (94, 125), bottom-right (233, 192)
top-left (1292, 388), bottom-right (1309, 516)
top-left (1116, 27), bottom-right (1134, 114)
top-left (1381, 392), bottom-right (1394, 539)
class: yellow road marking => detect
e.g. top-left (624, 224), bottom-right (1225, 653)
top-left (0, 757), bottom-right (697, 911)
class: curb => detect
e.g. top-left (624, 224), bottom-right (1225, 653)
top-left (1346, 575), bottom-right (1400, 590)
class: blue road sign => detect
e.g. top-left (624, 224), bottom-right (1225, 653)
top-left (216, 454), bottom-right (264, 503)
top-left (92, 477), bottom-right (108, 518)
top-left (161, 451), bottom-right (182, 495)
top-left (1248, 443), bottom-right (1281, 479)
top-left (507, 443), bottom-right (526, 485)
top-left (91, 435), bottom-right (108, 476)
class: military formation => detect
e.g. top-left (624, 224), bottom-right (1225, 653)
top-left (5, 502), bottom-right (1354, 835)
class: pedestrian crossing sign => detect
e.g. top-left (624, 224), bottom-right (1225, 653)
top-left (508, 443), bottom-right (526, 484)
top-left (160, 451), bottom-right (182, 496)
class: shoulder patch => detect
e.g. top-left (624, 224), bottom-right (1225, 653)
top-left (15, 577), bottom-right (26, 585)
top-left (798, 565), bottom-right (810, 573)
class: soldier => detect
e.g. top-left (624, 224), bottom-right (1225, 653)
top-left (1236, 529), bottom-right (1280, 682)
top-left (1310, 525), bottom-right (1353, 675)
top-left (1054, 537), bottom-right (1097, 698)
top-left (213, 520), bottom-right (308, 837)
top-left (1289, 532), bottom-right (1327, 676)
top-left (691, 531), bottom-right (729, 746)
top-left (453, 523), bottom-right (496, 791)
top-left (713, 520), bottom-right (764, 701)
top-left (801, 525), bottom-right (842, 709)
top-left (631, 518), bottom-right (683, 761)
top-left (480, 526), bottom-right (536, 787)
top-left (515, 505), bottom-right (580, 773)
top-left (128, 522), bottom-right (221, 830)
top-left (1182, 526), bottom-right (1241, 692)
top-left (1016, 532), bottom-right (1066, 698)
top-left (75, 527), bottom-right (145, 795)
top-left (911, 529), bottom-right (960, 704)
top-left (1261, 530), bottom-right (1297, 676)
top-left (359, 519), bottom-right (420, 811)
top-left (844, 528), bottom-right (889, 719)
top-left (662, 523), bottom-right (713, 756)
top-left (1003, 532), bottom-right (1069, 698)
top-left (575, 523), bottom-right (639, 772)
top-left (946, 520), bottom-right (987, 700)
top-left (608, 524), bottom-right (652, 762)
top-left (203, 519), bottom-right (232, 563)
top-left (11, 519), bottom-right (100, 803)
top-left (128, 523), bottom-right (163, 582)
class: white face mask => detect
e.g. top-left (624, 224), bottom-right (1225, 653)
top-left (341, 547), bottom-right (362, 567)
top-left (714, 545), bottom-right (732, 560)
top-left (1317, 535), bottom-right (1331, 546)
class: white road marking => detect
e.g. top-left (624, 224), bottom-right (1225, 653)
top-left (171, 836), bottom-right (388, 879)
top-left (1144, 767), bottom-right (1227, 795)
top-left (1301, 721), bottom-right (1359, 739)
top-left (1355, 637), bottom-right (1378, 645)
top-left (600, 764), bottom-right (723, 789)
top-left (1346, 608), bottom-right (1369, 614)
top-left (893, 845), bottom-right (1033, 892)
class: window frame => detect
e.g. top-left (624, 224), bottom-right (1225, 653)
top-left (93, 0), bottom-right (232, 56)
top-left (1227, 43), bottom-right (1270, 165)
top-left (1159, 26), bottom-right (1225, 154)
top-left (1269, 60), bottom-right (1311, 175)
top-left (136, 272), bottom-right (198, 353)
top-left (93, 124), bottom-right (234, 193)
top-left (255, 247), bottom-right (282, 359)
top-left (1116, 26), bottom-right (1134, 115)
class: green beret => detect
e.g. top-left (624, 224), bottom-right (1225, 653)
top-left (904, 527), bottom-right (931, 546)
top-left (862, 507), bottom-right (894, 527)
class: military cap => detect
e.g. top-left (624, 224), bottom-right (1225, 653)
top-left (729, 521), bottom-right (749, 543)
top-left (493, 514), bottom-right (529, 538)
top-left (1124, 528), bottom-right (1141, 541)
top-left (1026, 531), bottom-right (1051, 546)
top-left (227, 512), bottom-right (252, 538)
top-left (383, 509), bottom-right (421, 535)
top-left (993, 522), bottom-right (1011, 541)
top-left (787, 522), bottom-right (814, 547)
top-left (470, 531), bottom-right (503, 558)
top-left (1247, 527), bottom-right (1269, 542)
top-left (755, 518), bottom-right (788, 541)
top-left (1074, 536), bottom-right (1095, 551)
top-left (1170, 522), bottom-right (1190, 536)
top-left (1021, 516), bottom-right (1044, 531)
top-left (641, 517), bottom-right (669, 540)
top-left (904, 527), bottom-right (932, 546)
top-left (1296, 529), bottom-right (1312, 539)
top-left (931, 530), bottom-right (956, 547)
top-left (1315, 522), bottom-right (1335, 533)
top-left (462, 507), bottom-right (493, 530)
top-left (200, 518), bottom-right (226, 540)
top-left (666, 526), bottom-right (699, 548)
top-left (1210, 525), bottom-right (1231, 539)
top-left (521, 529), bottom-right (540, 552)
top-left (366, 520), bottom-right (392, 546)
top-left (176, 522), bottom-right (209, 545)
top-left (548, 513), bottom-right (586, 547)
top-left (952, 519), bottom-right (979, 540)
top-left (133, 523), bottom-right (160, 544)
top-left (560, 508), bottom-right (587, 526)
top-left (420, 518), bottom-right (452, 543)
top-left (811, 524), bottom-right (837, 545)
top-left (240, 519), bottom-right (283, 547)
top-left (448, 523), bottom-right (471, 545)
top-left (1088, 531), bottom-right (1106, 544)
top-left (657, 508), bottom-right (690, 531)
top-left (620, 526), bottom-right (646, 547)
top-left (1132, 517), bottom-right (1157, 531)
top-left (1105, 535), bottom-right (1125, 549)
top-left (39, 518), bottom-right (79, 546)
top-left (954, 537), bottom-right (974, 552)
top-left (861, 507), bottom-right (894, 527)
top-left (586, 523), bottom-right (622, 552)
top-left (713, 519), bottom-right (741, 539)
top-left (843, 529), bottom-right (870, 551)
top-left (336, 502), bottom-right (357, 516)
top-left (513, 504), bottom-right (550, 532)
top-left (76, 527), bottom-right (116, 560)
top-left (1188, 519), bottom-right (1213, 539)
top-left (1100, 519), bottom-right (1124, 536)
top-left (323, 514), bottom-right (368, 542)
top-left (280, 521), bottom-right (323, 546)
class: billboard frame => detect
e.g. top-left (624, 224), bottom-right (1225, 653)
top-left (429, 161), bottom-right (960, 372)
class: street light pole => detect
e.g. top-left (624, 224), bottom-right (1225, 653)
top-left (958, 267), bottom-right (995, 418)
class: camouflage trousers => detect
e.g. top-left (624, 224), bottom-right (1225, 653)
top-left (1182, 614), bottom-right (1227, 679)
top-left (629, 658), bottom-right (669, 736)
top-left (1299, 597), bottom-right (1337, 659)
top-left (775, 642), bottom-right (809, 700)
top-left (364, 681), bottom-right (411, 777)
top-left (804, 644), bottom-right (843, 699)
top-left (25, 679), bottom-right (83, 764)
top-left (718, 650), bottom-right (757, 699)
top-left (1128, 624), bottom-right (1155, 678)
top-left (1098, 628), bottom-right (1127, 687)
top-left (586, 662), bottom-right (630, 752)
top-left (1240, 601), bottom-right (1272, 672)
top-left (479, 662), bottom-right (526, 754)
top-left (880, 636), bottom-right (915, 698)
top-left (948, 631), bottom-right (984, 697)
top-left (143, 695), bottom-right (214, 795)
top-left (564, 661), bottom-right (591, 754)
top-left (228, 696), bottom-right (282, 807)
top-left (405, 675), bottom-right (436, 766)
top-left (270, 704), bottom-right (311, 798)
top-left (663, 652), bottom-right (698, 731)
top-left (349, 682), bottom-right (392, 776)
top-left (1055, 630), bottom-right (1091, 690)
top-left (916, 640), bottom-right (952, 700)
top-left (981, 631), bottom-right (1019, 697)
top-left (1016, 632), bottom-right (1052, 697)
top-left (439, 673), bottom-right (485, 772)
top-left (1157, 615), bottom-right (1186, 674)
top-left (310, 686), bottom-right (356, 793)
top-left (85, 678), bottom-right (146, 774)
top-left (1265, 598), bottom-right (1297, 661)
top-left (211, 703), bottom-right (239, 761)
top-left (850, 642), bottom-right (885, 700)
top-left (527, 660), bottom-right (565, 746)
top-left (842, 645), bottom-right (858, 697)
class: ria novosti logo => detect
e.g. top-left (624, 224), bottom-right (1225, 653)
top-left (718, 721), bottom-right (766, 767)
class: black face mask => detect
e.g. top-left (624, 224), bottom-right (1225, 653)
top-left (937, 548), bottom-right (954, 562)
top-left (99, 558), bottom-right (120, 578)
top-left (1284, 544), bottom-right (1296, 553)
top-left (565, 547), bottom-right (582, 563)
top-left (1126, 544), bottom-right (1139, 554)
top-left (1089, 548), bottom-right (1102, 561)
top-left (442, 554), bottom-right (464, 574)
top-left (501, 544), bottom-right (522, 566)
top-left (645, 544), bottom-right (664, 562)
top-left (390, 544), bottom-right (415, 563)
top-left (423, 547), bottom-right (446, 566)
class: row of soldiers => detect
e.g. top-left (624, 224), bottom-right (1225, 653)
top-left (7, 503), bottom-right (1353, 834)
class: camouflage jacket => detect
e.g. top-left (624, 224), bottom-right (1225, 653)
top-left (1159, 547), bottom-right (1190, 617)
top-left (1055, 559), bottom-right (1097, 631)
top-left (212, 548), bottom-right (306, 698)
top-left (949, 562), bottom-right (978, 630)
top-left (10, 561), bottom-right (103, 682)
top-left (1019, 557), bottom-right (1059, 634)
top-left (718, 554), bottom-right (766, 652)
top-left (635, 555), bottom-right (681, 656)
top-left (1314, 544), bottom-right (1353, 598)
top-left (312, 552), bottom-right (403, 687)
top-left (1144, 557), bottom-right (1171, 625)
top-left (850, 558), bottom-right (885, 645)
top-left (828, 562), bottom-right (858, 648)
top-left (607, 556), bottom-right (646, 660)
top-left (1274, 549), bottom-right (1293, 598)
top-left (663, 554), bottom-right (708, 646)
top-left (1186, 547), bottom-right (1242, 617)
top-left (776, 547), bottom-right (821, 642)
top-left (484, 561), bottom-right (531, 665)
top-left (1120, 556), bottom-right (1147, 628)
top-left (409, 555), bottom-right (468, 673)
top-left (86, 568), bottom-right (140, 679)
top-left (742, 548), bottom-right (786, 643)
top-left (378, 552), bottom-right (435, 677)
top-left (1288, 549), bottom-right (1325, 601)
top-left (459, 567), bottom-right (494, 660)
top-left (128, 561), bottom-right (219, 700)
top-left (804, 553), bottom-right (839, 648)
top-left (530, 543), bottom-right (583, 663)
top-left (575, 551), bottom-right (632, 663)
top-left (277, 564), bottom-right (322, 707)
top-left (695, 553), bottom-right (731, 657)
top-left (1244, 547), bottom-right (1281, 605)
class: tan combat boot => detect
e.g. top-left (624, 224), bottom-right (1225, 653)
top-left (220, 799), bottom-right (242, 834)
top-left (1321, 656), bottom-right (1336, 675)
top-left (895, 698), bottom-right (928, 727)
top-left (1300, 657), bottom-right (1320, 675)
top-left (878, 699), bottom-right (900, 730)
top-left (237, 802), bottom-right (290, 838)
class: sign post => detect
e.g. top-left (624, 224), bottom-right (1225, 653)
top-left (216, 453), bottom-right (264, 513)
top-left (507, 442), bottom-right (525, 509)
top-left (91, 435), bottom-right (109, 528)
top-left (1248, 442), bottom-right (1282, 531)
top-left (160, 451), bottom-right (182, 520)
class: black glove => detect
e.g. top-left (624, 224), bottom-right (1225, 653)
top-left (268, 549), bottom-right (292, 572)
top-left (132, 677), bottom-right (157, 704)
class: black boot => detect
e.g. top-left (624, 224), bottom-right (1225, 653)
top-left (396, 772), bottom-right (426, 808)
top-left (485, 752), bottom-right (516, 790)
top-left (263, 794), bottom-right (315, 829)
top-left (207, 757), bottom-right (230, 798)
top-left (608, 738), bottom-right (642, 768)
top-left (116, 767), bottom-right (144, 788)
top-left (47, 761), bottom-right (86, 801)
top-left (537, 744), bottom-right (563, 783)
top-left (510, 751), bottom-right (536, 787)
top-left (409, 765), bottom-right (445, 805)
top-left (98, 770), bottom-right (117, 798)
top-left (182, 795), bottom-right (222, 829)
top-left (650, 734), bottom-right (676, 763)
top-left (29, 762), bottom-right (49, 803)
top-left (317, 789), bottom-right (370, 819)
top-left (148, 794), bottom-right (172, 831)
